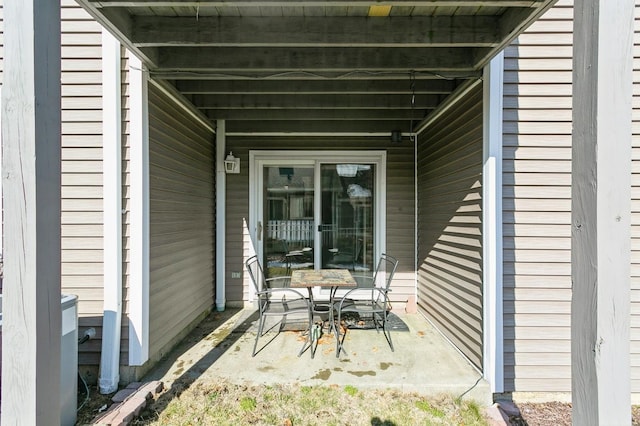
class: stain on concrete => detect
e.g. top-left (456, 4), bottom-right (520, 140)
top-left (173, 368), bottom-right (184, 376)
top-left (347, 370), bottom-right (376, 377)
top-left (380, 362), bottom-right (392, 370)
top-left (312, 369), bottom-right (332, 380)
top-left (234, 345), bottom-right (241, 352)
top-left (333, 367), bottom-right (343, 372)
top-left (258, 366), bottom-right (275, 372)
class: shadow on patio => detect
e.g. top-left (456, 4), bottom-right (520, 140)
top-left (142, 308), bottom-right (491, 418)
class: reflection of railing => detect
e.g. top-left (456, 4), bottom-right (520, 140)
top-left (267, 220), bottom-right (314, 246)
top-left (319, 225), bottom-right (359, 247)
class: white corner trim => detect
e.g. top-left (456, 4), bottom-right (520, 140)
top-left (215, 120), bottom-right (226, 311)
top-left (128, 51), bottom-right (150, 366)
top-left (482, 51), bottom-right (504, 394)
top-left (99, 29), bottom-right (123, 394)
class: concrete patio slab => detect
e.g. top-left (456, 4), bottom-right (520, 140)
top-left (144, 308), bottom-right (491, 406)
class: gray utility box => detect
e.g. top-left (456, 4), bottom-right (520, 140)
top-left (61, 294), bottom-right (79, 426)
top-left (0, 294), bottom-right (78, 425)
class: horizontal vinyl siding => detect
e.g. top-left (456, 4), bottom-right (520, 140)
top-left (148, 84), bottom-right (215, 361)
top-left (120, 50), bottom-right (131, 364)
top-left (502, 1), bottom-right (573, 393)
top-left (60, 2), bottom-right (105, 369)
top-left (417, 83), bottom-right (484, 370)
top-left (632, 0), bottom-right (640, 395)
top-left (225, 138), bottom-right (415, 306)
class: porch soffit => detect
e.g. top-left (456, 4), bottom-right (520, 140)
top-left (77, 0), bottom-right (558, 135)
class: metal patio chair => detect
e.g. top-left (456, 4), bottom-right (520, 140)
top-left (334, 253), bottom-right (399, 357)
top-left (245, 255), bottom-right (312, 357)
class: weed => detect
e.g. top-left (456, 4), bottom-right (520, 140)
top-left (344, 385), bottom-right (358, 396)
top-left (239, 396), bottom-right (257, 411)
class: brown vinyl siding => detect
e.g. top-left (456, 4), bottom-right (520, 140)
top-left (224, 138), bottom-right (416, 307)
top-left (502, 1), bottom-right (573, 392)
top-left (148, 84), bottom-right (215, 361)
top-left (417, 83), bottom-right (484, 370)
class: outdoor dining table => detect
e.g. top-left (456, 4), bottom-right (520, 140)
top-left (290, 269), bottom-right (357, 358)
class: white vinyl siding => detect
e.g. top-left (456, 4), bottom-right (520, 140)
top-left (416, 83), bottom-right (485, 371)
top-left (147, 84), bottom-right (215, 361)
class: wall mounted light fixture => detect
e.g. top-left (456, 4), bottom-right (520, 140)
top-left (224, 151), bottom-right (240, 174)
top-left (391, 130), bottom-right (402, 144)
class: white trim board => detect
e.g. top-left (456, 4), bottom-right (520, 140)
top-left (482, 52), bottom-right (504, 394)
top-left (128, 51), bottom-right (150, 366)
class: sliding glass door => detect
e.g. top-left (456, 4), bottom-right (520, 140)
top-left (251, 151), bottom-right (385, 280)
top-left (263, 165), bottom-right (315, 277)
top-left (320, 164), bottom-right (375, 272)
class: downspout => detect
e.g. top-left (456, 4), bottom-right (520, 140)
top-left (99, 29), bottom-right (123, 394)
top-left (215, 120), bottom-right (226, 311)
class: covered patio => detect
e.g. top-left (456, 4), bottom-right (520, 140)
top-left (2, 0), bottom-right (634, 424)
top-left (144, 309), bottom-right (491, 405)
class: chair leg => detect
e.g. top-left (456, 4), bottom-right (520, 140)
top-left (335, 311), bottom-right (348, 358)
top-left (382, 311), bottom-right (394, 352)
top-left (252, 313), bottom-right (267, 357)
top-left (297, 306), bottom-right (315, 358)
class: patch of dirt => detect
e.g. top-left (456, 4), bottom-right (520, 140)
top-left (76, 383), bottom-right (115, 425)
top-left (508, 402), bottom-right (640, 426)
top-left (508, 402), bottom-right (571, 426)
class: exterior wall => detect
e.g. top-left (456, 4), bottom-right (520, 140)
top-left (147, 84), bottom-right (215, 362)
top-left (224, 137), bottom-right (416, 307)
top-left (416, 83), bottom-right (484, 370)
top-left (60, 0), bottom-right (106, 374)
top-left (503, 0), bottom-right (640, 394)
top-left (633, 1), bottom-right (640, 395)
top-left (502, 2), bottom-right (574, 393)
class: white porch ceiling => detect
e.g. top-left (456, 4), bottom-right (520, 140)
top-left (77, 0), bottom-right (557, 134)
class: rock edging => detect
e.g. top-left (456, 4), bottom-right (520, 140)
top-left (88, 381), bottom-right (164, 426)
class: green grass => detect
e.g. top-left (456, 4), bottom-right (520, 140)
top-left (132, 381), bottom-right (489, 426)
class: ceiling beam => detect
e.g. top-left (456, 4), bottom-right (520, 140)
top-left (224, 119), bottom-right (413, 133)
top-left (152, 69), bottom-right (481, 80)
top-left (75, 0), bottom-right (160, 66)
top-left (153, 46), bottom-right (477, 72)
top-left (203, 108), bottom-right (429, 120)
top-left (132, 16), bottom-right (500, 47)
top-left (90, 0), bottom-right (547, 8)
top-left (474, 2), bottom-right (558, 67)
top-left (191, 93), bottom-right (441, 108)
top-left (174, 79), bottom-right (457, 94)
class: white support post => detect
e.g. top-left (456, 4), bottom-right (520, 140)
top-left (99, 29), bottom-right (123, 394)
top-left (216, 120), bottom-right (226, 311)
top-left (482, 51), bottom-right (504, 395)
top-left (1, 0), bottom-right (62, 423)
top-left (571, 1), bottom-right (633, 424)
top-left (128, 52), bottom-right (150, 366)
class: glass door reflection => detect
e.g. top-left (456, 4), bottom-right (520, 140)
top-left (320, 164), bottom-right (375, 274)
top-left (263, 166), bottom-right (315, 278)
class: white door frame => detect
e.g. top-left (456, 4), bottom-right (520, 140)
top-left (249, 150), bottom-right (387, 297)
